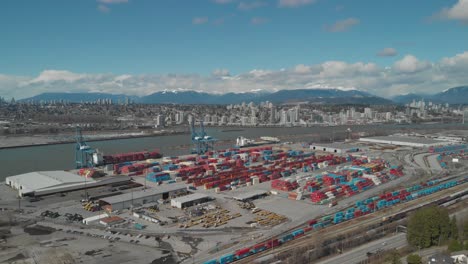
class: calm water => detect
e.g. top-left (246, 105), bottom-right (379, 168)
top-left (1, 123), bottom-right (466, 180)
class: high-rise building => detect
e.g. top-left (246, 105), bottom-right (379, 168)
top-left (463, 109), bottom-right (468, 124)
top-left (176, 111), bottom-right (185, 124)
top-left (364, 107), bottom-right (373, 119)
top-left (204, 114), bottom-right (211, 124)
top-left (220, 115), bottom-right (228, 125)
top-left (280, 110), bottom-right (288, 124)
top-left (211, 115), bottom-right (218, 124)
top-left (156, 115), bottom-right (165, 127)
top-left (241, 116), bottom-right (249, 126)
top-left (269, 107), bottom-right (276, 124)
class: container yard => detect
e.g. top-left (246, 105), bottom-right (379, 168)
top-left (2, 132), bottom-right (468, 264)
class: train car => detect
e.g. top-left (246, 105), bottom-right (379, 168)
top-left (219, 253), bottom-right (234, 264)
top-left (203, 260), bottom-right (218, 264)
top-left (312, 223), bottom-right (323, 230)
top-left (250, 243), bottom-right (267, 254)
top-left (234, 248), bottom-right (252, 260)
top-left (265, 238), bottom-right (280, 249)
top-left (308, 219), bottom-right (317, 226)
top-left (280, 234), bottom-right (294, 243)
top-left (292, 229), bottom-right (305, 238)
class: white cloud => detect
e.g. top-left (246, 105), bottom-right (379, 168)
top-left (212, 69), bottom-right (230, 77)
top-left (238, 1), bottom-right (267, 10)
top-left (192, 17), bottom-right (209, 25)
top-left (97, 4), bottom-right (110, 13)
top-left (2, 51), bottom-right (468, 100)
top-left (393, 55), bottom-right (431, 73)
top-left (278, 0), bottom-right (316, 8)
top-left (440, 51), bottom-right (468, 67)
top-left (325, 18), bottom-right (360, 32)
top-left (294, 64), bottom-right (312, 74)
top-left (251, 17), bottom-right (269, 25)
top-left (377, 47), bottom-right (398, 57)
top-left (97, 0), bottom-right (128, 3)
top-left (212, 0), bottom-right (234, 4)
top-left (436, 0), bottom-right (468, 23)
top-left (28, 70), bottom-right (86, 84)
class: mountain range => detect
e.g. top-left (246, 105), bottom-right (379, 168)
top-left (20, 89), bottom-right (392, 105)
top-left (17, 86), bottom-right (468, 105)
top-left (391, 86), bottom-right (468, 104)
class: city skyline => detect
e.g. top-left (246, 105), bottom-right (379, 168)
top-left (1, 0), bottom-right (468, 99)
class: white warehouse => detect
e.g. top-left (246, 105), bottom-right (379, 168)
top-left (310, 142), bottom-right (366, 154)
top-left (5, 170), bottom-right (131, 197)
top-left (170, 193), bottom-right (212, 209)
top-left (359, 136), bottom-right (448, 148)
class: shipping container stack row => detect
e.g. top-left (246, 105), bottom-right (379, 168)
top-left (429, 144), bottom-right (467, 154)
top-left (185, 148), bottom-right (349, 192)
top-left (315, 178), bottom-right (466, 230)
top-left (103, 150), bottom-right (162, 165)
top-left (271, 179), bottom-right (299, 192)
top-left (304, 159), bottom-right (405, 204)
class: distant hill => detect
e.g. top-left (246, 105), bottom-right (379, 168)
top-left (257, 89), bottom-right (392, 104)
top-left (139, 90), bottom-right (267, 104)
top-left (20, 92), bottom-right (136, 103)
top-left (392, 93), bottom-right (431, 104)
top-left (19, 88), bottom-right (393, 105)
top-left (392, 86), bottom-right (468, 105)
top-left (434, 86), bottom-right (468, 104)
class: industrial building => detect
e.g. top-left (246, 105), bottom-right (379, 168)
top-left (170, 193), bottom-right (212, 209)
top-left (359, 136), bottom-right (448, 148)
top-left (99, 185), bottom-right (187, 211)
top-left (309, 142), bottom-right (365, 154)
top-left (232, 190), bottom-right (268, 202)
top-left (99, 216), bottom-right (125, 227)
top-left (5, 170), bottom-right (131, 197)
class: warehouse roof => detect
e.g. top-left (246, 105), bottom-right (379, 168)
top-left (310, 142), bottom-right (363, 149)
top-left (100, 184), bottom-right (186, 204)
top-left (6, 171), bottom-right (95, 191)
top-left (360, 136), bottom-right (444, 145)
top-left (232, 190), bottom-right (268, 201)
top-left (171, 193), bottom-right (210, 204)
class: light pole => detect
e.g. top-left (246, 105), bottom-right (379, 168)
top-left (17, 195), bottom-right (22, 212)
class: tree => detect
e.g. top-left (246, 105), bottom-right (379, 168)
top-left (463, 220), bottom-right (468, 240)
top-left (448, 239), bottom-right (463, 252)
top-left (407, 206), bottom-right (451, 248)
top-left (450, 216), bottom-right (459, 240)
top-left (406, 254), bottom-right (422, 264)
top-left (383, 250), bottom-right (402, 264)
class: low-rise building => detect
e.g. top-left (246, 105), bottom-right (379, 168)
top-left (170, 193), bottom-right (212, 209)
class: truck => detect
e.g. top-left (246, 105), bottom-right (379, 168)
top-left (134, 223), bottom-right (145, 230)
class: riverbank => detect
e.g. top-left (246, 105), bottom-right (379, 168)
top-left (0, 130), bottom-right (188, 149)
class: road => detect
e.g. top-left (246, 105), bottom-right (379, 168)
top-left (316, 233), bottom-right (408, 264)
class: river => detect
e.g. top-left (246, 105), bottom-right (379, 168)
top-left (0, 123), bottom-right (466, 180)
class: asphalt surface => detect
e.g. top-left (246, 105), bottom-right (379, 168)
top-left (316, 233), bottom-right (408, 264)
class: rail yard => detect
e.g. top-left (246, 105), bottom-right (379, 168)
top-left (1, 131), bottom-right (468, 264)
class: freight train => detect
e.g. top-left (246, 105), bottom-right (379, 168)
top-left (203, 176), bottom-right (468, 264)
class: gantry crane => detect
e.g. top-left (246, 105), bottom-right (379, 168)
top-left (75, 126), bottom-right (97, 168)
top-left (190, 120), bottom-right (216, 155)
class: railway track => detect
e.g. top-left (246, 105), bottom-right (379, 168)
top-left (237, 181), bottom-right (468, 264)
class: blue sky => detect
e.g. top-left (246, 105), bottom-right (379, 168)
top-left (1, 0), bottom-right (468, 99)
